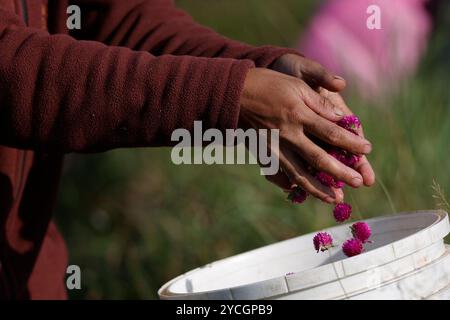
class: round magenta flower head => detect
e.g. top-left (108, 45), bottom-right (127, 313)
top-left (342, 238), bottom-right (364, 257)
top-left (333, 203), bottom-right (352, 222)
top-left (287, 186), bottom-right (308, 204)
top-left (351, 222), bottom-right (372, 243)
top-left (334, 180), bottom-right (345, 189)
top-left (329, 148), bottom-right (361, 168)
top-left (313, 232), bottom-right (334, 252)
top-left (337, 115), bottom-right (361, 134)
top-left (345, 153), bottom-right (361, 167)
top-left (316, 172), bottom-right (344, 189)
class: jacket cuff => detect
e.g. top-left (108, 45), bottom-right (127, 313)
top-left (217, 59), bottom-right (255, 131)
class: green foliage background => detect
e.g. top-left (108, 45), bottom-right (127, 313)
top-left (55, 0), bottom-right (450, 299)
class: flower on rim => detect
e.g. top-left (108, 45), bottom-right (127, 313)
top-left (342, 238), bottom-right (364, 257)
top-left (351, 222), bottom-right (372, 243)
top-left (287, 186), bottom-right (308, 204)
top-left (313, 232), bottom-right (334, 252)
top-left (333, 202), bottom-right (352, 222)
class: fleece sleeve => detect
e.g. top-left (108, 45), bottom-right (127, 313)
top-left (69, 0), bottom-right (301, 67)
top-left (0, 8), bottom-right (254, 153)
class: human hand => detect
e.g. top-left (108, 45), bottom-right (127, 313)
top-left (239, 68), bottom-right (372, 204)
top-left (317, 87), bottom-right (375, 187)
top-left (270, 54), bottom-right (376, 192)
top-left (271, 54), bottom-right (346, 92)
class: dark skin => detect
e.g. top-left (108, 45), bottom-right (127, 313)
top-left (240, 54), bottom-right (375, 204)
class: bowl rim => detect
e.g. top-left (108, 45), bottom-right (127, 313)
top-left (158, 210), bottom-right (449, 300)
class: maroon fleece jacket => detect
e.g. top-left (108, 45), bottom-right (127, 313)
top-left (0, 0), bottom-right (299, 299)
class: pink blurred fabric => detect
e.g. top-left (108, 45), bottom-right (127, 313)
top-left (298, 0), bottom-right (432, 99)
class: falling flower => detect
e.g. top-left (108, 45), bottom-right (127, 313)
top-left (337, 115), bottom-right (361, 133)
top-left (313, 232), bottom-right (334, 252)
top-left (286, 112), bottom-right (369, 257)
top-left (342, 238), bottom-right (364, 257)
top-left (351, 222), bottom-right (372, 243)
top-left (287, 186), bottom-right (308, 204)
top-left (316, 172), bottom-right (344, 189)
top-left (333, 203), bottom-right (352, 222)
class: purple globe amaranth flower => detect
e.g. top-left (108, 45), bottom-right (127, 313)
top-left (287, 186), bottom-right (308, 204)
top-left (334, 180), bottom-right (345, 189)
top-left (351, 222), bottom-right (372, 243)
top-left (345, 153), bottom-right (361, 167)
top-left (329, 148), bottom-right (361, 168)
top-left (337, 115), bottom-right (361, 134)
top-left (313, 232), bottom-right (334, 252)
top-left (342, 238), bottom-right (364, 257)
top-left (333, 202), bottom-right (352, 222)
top-left (316, 172), bottom-right (344, 189)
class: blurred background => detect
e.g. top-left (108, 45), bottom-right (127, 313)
top-left (55, 0), bottom-right (450, 299)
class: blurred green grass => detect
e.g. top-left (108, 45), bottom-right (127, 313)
top-left (55, 0), bottom-right (450, 299)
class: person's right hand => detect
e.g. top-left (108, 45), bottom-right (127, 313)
top-left (239, 68), bottom-right (373, 204)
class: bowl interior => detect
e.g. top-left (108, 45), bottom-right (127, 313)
top-left (165, 211), bottom-right (442, 294)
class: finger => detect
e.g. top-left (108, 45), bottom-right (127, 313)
top-left (318, 89), bottom-right (376, 186)
top-left (334, 188), bottom-right (345, 203)
top-left (354, 155), bottom-right (376, 186)
top-left (265, 170), bottom-right (293, 191)
top-left (318, 89), bottom-right (365, 136)
top-left (301, 82), bottom-right (346, 122)
top-left (304, 114), bottom-right (372, 155)
top-left (318, 88), bottom-right (352, 113)
top-left (299, 58), bottom-right (346, 92)
top-left (291, 135), bottom-right (364, 188)
top-left (280, 148), bottom-right (339, 203)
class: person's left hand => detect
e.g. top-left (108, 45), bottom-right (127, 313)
top-left (271, 53), bottom-right (347, 92)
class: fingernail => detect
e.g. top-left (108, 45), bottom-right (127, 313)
top-left (334, 108), bottom-right (344, 117)
top-left (351, 176), bottom-right (363, 187)
top-left (333, 75), bottom-right (345, 81)
top-left (324, 196), bottom-right (335, 203)
top-left (336, 192), bottom-right (344, 203)
top-left (363, 143), bottom-right (372, 153)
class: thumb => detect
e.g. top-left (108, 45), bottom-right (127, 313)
top-left (300, 59), bottom-right (346, 92)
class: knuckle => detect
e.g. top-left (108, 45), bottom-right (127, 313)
top-left (302, 112), bottom-right (318, 130)
top-left (286, 107), bottom-right (303, 124)
top-left (293, 80), bottom-right (308, 99)
top-left (326, 126), bottom-right (341, 144)
top-left (310, 152), bottom-right (326, 170)
top-left (319, 95), bottom-right (327, 108)
top-left (341, 170), bottom-right (354, 184)
top-left (318, 96), bottom-right (334, 113)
